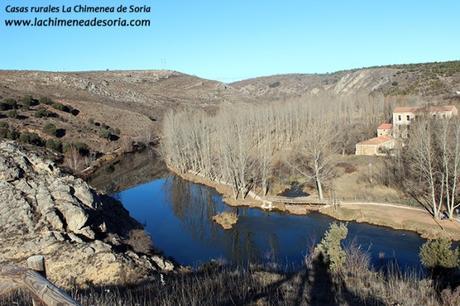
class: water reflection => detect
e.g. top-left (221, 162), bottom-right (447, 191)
top-left (118, 174), bottom-right (426, 270)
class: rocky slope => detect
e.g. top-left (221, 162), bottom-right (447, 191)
top-left (232, 61), bottom-right (460, 101)
top-left (0, 140), bottom-right (175, 288)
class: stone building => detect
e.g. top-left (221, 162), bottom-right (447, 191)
top-left (355, 135), bottom-right (395, 156)
top-left (377, 123), bottom-right (392, 137)
top-left (393, 105), bottom-right (458, 138)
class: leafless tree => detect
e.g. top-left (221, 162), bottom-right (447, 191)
top-left (161, 91), bottom-right (387, 201)
top-left (440, 119), bottom-right (460, 219)
top-left (288, 120), bottom-right (337, 200)
top-left (406, 119), bottom-right (443, 218)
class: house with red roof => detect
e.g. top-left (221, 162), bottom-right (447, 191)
top-left (356, 135), bottom-right (395, 156)
top-left (377, 123), bottom-right (392, 137)
top-left (356, 105), bottom-right (458, 155)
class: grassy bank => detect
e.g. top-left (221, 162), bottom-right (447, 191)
top-left (169, 166), bottom-right (460, 241)
top-left (2, 246), bottom-right (459, 306)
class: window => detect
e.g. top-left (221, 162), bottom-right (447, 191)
top-left (398, 115), bottom-right (401, 121)
top-left (406, 115), bottom-right (410, 121)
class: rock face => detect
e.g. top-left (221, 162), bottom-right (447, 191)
top-left (0, 141), bottom-right (175, 287)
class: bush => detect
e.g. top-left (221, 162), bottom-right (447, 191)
top-left (0, 123), bottom-right (9, 138)
top-left (7, 110), bottom-right (18, 119)
top-left (0, 103), bottom-right (10, 111)
top-left (2, 98), bottom-right (17, 109)
top-left (64, 142), bottom-right (90, 156)
top-left (99, 128), bottom-right (111, 139)
top-left (46, 139), bottom-right (63, 152)
top-left (19, 96), bottom-right (38, 107)
top-left (43, 123), bottom-right (57, 136)
top-left (315, 222), bottom-right (348, 272)
top-left (34, 108), bottom-right (55, 118)
top-left (19, 132), bottom-right (44, 146)
top-left (70, 108), bottom-right (80, 116)
top-left (6, 129), bottom-right (19, 140)
top-left (419, 238), bottom-right (459, 269)
top-left (52, 102), bottom-right (70, 112)
top-left (0, 128), bottom-right (8, 138)
top-left (88, 118), bottom-right (94, 125)
top-left (39, 97), bottom-right (53, 105)
top-left (74, 142), bottom-right (89, 155)
top-left (52, 102), bottom-right (79, 115)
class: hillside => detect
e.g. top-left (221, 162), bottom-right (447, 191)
top-left (232, 61), bottom-right (460, 101)
top-left (0, 70), bottom-right (255, 138)
top-left (0, 61), bottom-right (458, 174)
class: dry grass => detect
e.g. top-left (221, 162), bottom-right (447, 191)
top-left (1, 246), bottom-right (459, 306)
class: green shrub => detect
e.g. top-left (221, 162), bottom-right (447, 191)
top-left (7, 110), bottom-right (18, 119)
top-left (19, 96), bottom-right (38, 107)
top-left (64, 142), bottom-right (90, 156)
top-left (52, 102), bottom-right (70, 112)
top-left (34, 108), bottom-right (54, 118)
top-left (3, 98), bottom-right (17, 109)
top-left (6, 129), bottom-right (19, 140)
top-left (99, 128), bottom-right (111, 139)
top-left (39, 97), bottom-right (53, 105)
top-left (0, 122), bottom-right (8, 129)
top-left (0, 128), bottom-right (8, 138)
top-left (419, 238), bottom-right (459, 269)
top-left (74, 142), bottom-right (89, 155)
top-left (0, 103), bottom-right (10, 111)
top-left (43, 123), bottom-right (57, 136)
top-left (315, 222), bottom-right (348, 272)
top-left (19, 132), bottom-right (44, 146)
top-left (46, 139), bottom-right (63, 152)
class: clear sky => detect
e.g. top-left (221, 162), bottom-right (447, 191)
top-left (0, 0), bottom-right (459, 82)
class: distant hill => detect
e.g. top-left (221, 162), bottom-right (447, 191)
top-left (0, 60), bottom-right (458, 140)
top-left (231, 61), bottom-right (460, 101)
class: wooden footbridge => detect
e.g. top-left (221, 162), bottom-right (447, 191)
top-left (263, 196), bottom-right (328, 205)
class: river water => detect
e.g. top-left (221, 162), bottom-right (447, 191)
top-left (115, 174), bottom-right (426, 270)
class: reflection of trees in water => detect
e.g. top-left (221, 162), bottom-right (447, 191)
top-left (163, 176), bottom-right (220, 242)
top-left (163, 175), bottom-right (281, 265)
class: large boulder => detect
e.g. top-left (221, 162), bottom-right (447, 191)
top-left (0, 141), bottom-right (176, 287)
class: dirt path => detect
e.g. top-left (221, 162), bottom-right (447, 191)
top-left (320, 203), bottom-right (460, 240)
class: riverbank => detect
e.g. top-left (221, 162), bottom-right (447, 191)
top-left (169, 166), bottom-right (460, 241)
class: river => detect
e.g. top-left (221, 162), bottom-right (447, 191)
top-left (113, 173), bottom-right (426, 270)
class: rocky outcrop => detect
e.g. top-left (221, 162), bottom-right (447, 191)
top-left (0, 141), bottom-right (176, 287)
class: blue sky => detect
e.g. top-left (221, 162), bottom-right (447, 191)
top-left (0, 0), bottom-right (459, 82)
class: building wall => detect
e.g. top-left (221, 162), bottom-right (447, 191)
top-left (377, 128), bottom-right (391, 137)
top-left (355, 144), bottom-right (378, 156)
top-left (355, 140), bottom-right (395, 156)
top-left (393, 112), bottom-right (415, 126)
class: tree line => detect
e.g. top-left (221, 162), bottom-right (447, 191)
top-left (162, 91), bottom-right (387, 201)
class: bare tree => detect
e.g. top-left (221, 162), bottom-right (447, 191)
top-left (161, 91), bottom-right (387, 201)
top-left (288, 120), bottom-right (337, 200)
top-left (406, 118), bottom-right (444, 219)
top-left (440, 119), bottom-right (460, 219)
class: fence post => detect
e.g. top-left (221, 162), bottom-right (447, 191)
top-left (27, 255), bottom-right (46, 278)
top-left (27, 255), bottom-right (47, 306)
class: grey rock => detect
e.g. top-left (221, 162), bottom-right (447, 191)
top-left (0, 141), bottom-right (176, 287)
